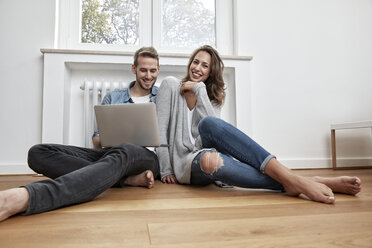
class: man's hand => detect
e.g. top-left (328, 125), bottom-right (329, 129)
top-left (180, 81), bottom-right (198, 95)
top-left (162, 174), bottom-right (178, 184)
top-left (92, 136), bottom-right (102, 149)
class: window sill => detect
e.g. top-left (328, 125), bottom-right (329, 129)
top-left (40, 48), bottom-right (253, 61)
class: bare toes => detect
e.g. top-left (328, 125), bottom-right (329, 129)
top-left (354, 177), bottom-right (362, 186)
top-left (326, 196), bottom-right (335, 204)
top-left (317, 185), bottom-right (335, 204)
top-left (145, 170), bottom-right (154, 189)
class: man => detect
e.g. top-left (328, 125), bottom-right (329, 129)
top-left (92, 47), bottom-right (159, 148)
top-left (0, 47), bottom-right (160, 222)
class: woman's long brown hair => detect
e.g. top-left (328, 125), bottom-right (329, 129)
top-left (182, 45), bottom-right (226, 106)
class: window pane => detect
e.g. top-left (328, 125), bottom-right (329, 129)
top-left (81, 0), bottom-right (139, 45)
top-left (162, 0), bottom-right (216, 48)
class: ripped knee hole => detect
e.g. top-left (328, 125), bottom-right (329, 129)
top-left (200, 152), bottom-right (223, 174)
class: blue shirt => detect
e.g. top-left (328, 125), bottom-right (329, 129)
top-left (92, 81), bottom-right (158, 138)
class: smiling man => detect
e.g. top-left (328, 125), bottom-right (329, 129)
top-left (0, 47), bottom-right (161, 222)
top-left (92, 46), bottom-right (160, 149)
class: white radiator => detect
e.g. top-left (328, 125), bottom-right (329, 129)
top-left (80, 81), bottom-right (129, 148)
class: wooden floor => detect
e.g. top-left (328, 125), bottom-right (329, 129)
top-left (0, 169), bottom-right (371, 247)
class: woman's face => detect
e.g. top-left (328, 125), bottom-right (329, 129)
top-left (188, 51), bottom-right (211, 83)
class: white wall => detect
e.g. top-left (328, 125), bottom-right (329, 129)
top-left (0, 0), bottom-right (56, 173)
top-left (235, 0), bottom-right (372, 167)
top-left (0, 0), bottom-right (371, 174)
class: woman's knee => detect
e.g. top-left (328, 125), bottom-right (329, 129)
top-left (200, 152), bottom-right (224, 174)
top-left (198, 116), bottom-right (217, 133)
top-left (198, 116), bottom-right (227, 135)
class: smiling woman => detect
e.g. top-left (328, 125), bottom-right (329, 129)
top-left (155, 45), bottom-right (362, 205)
top-left (188, 51), bottom-right (211, 83)
top-left (182, 45), bottom-right (225, 107)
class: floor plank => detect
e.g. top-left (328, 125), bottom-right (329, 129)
top-left (148, 212), bottom-right (372, 245)
top-left (0, 169), bottom-right (371, 247)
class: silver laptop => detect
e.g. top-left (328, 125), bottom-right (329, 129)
top-left (94, 103), bottom-right (160, 147)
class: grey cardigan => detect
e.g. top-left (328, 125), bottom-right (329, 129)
top-left (156, 76), bottom-right (220, 184)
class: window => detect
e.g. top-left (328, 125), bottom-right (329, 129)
top-left (160, 0), bottom-right (215, 48)
top-left (81, 0), bottom-right (140, 45)
top-left (57, 0), bottom-right (233, 54)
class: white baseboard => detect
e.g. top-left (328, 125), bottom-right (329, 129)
top-left (0, 163), bottom-right (35, 175)
top-left (279, 157), bottom-right (372, 169)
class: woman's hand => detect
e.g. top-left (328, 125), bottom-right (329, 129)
top-left (180, 81), bottom-right (199, 95)
top-left (162, 174), bottom-right (178, 184)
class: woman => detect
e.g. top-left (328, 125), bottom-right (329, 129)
top-left (156, 45), bottom-right (361, 204)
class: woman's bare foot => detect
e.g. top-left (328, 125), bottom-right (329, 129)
top-left (264, 159), bottom-right (335, 204)
top-left (311, 176), bottom-right (361, 195)
top-left (0, 188), bottom-right (29, 222)
top-left (124, 170), bottom-right (155, 189)
top-left (282, 174), bottom-right (335, 204)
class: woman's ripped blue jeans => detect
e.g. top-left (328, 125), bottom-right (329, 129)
top-left (191, 116), bottom-right (283, 191)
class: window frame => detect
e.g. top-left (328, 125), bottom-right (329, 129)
top-left (57, 0), bottom-right (234, 54)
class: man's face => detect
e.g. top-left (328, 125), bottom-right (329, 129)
top-left (132, 56), bottom-right (160, 91)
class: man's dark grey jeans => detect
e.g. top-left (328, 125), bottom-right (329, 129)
top-left (23, 143), bottom-right (159, 215)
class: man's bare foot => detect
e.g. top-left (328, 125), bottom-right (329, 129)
top-left (311, 176), bottom-right (361, 195)
top-left (0, 188), bottom-right (29, 222)
top-left (124, 170), bottom-right (155, 189)
top-left (281, 174), bottom-right (335, 204)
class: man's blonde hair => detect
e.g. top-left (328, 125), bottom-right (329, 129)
top-left (133, 47), bottom-right (159, 66)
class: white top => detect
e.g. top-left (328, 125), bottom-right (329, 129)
top-left (132, 94), bottom-right (153, 151)
top-left (131, 94), bottom-right (151, 103)
top-left (187, 107), bottom-right (195, 145)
